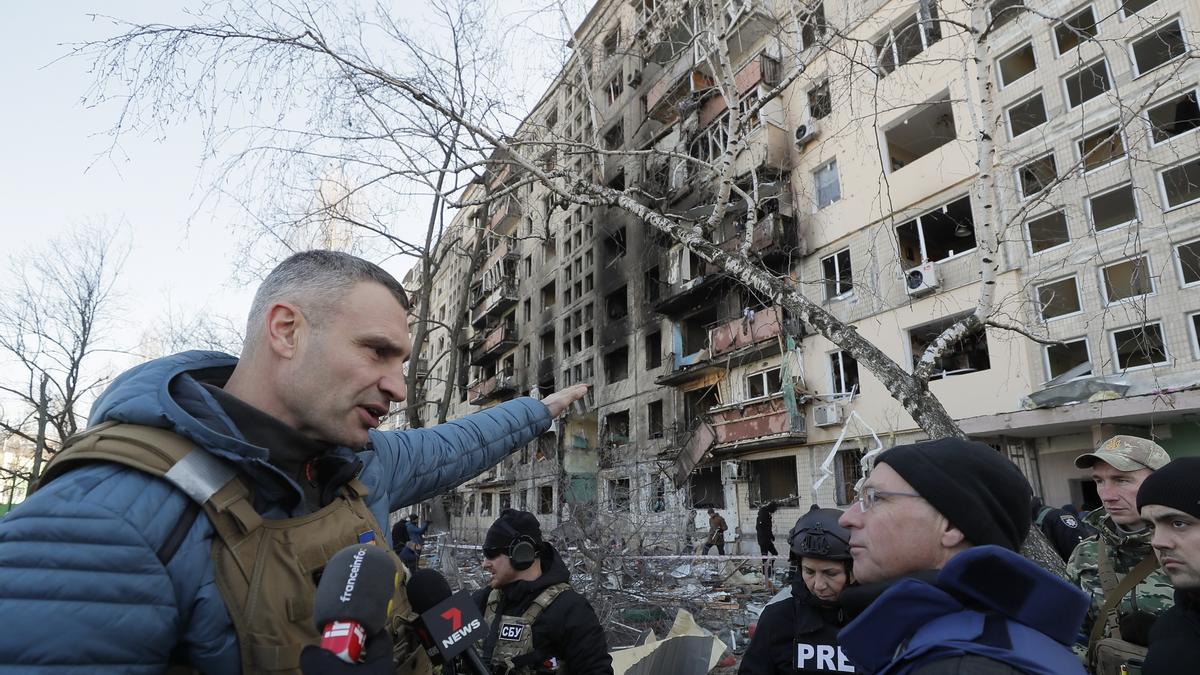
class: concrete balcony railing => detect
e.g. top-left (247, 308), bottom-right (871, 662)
top-left (717, 212), bottom-right (797, 259)
top-left (732, 121), bottom-right (792, 177)
top-left (468, 373), bottom-right (517, 405)
top-left (488, 197), bottom-right (521, 233)
top-left (697, 52), bottom-right (782, 128)
top-left (645, 53), bottom-right (711, 123)
top-left (708, 305), bottom-right (783, 357)
top-left (709, 391), bottom-right (806, 451)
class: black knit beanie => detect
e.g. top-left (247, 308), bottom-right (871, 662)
top-left (1137, 457), bottom-right (1200, 518)
top-left (484, 508), bottom-right (543, 552)
top-left (876, 438), bottom-right (1033, 551)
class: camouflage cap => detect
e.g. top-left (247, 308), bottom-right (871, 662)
top-left (1074, 435), bottom-right (1170, 472)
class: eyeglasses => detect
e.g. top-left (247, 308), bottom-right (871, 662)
top-left (856, 486), bottom-right (923, 512)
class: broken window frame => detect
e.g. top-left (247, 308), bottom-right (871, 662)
top-left (907, 313), bottom-right (993, 378)
top-left (829, 350), bottom-right (860, 396)
top-left (1189, 311), bottom-right (1200, 360)
top-left (538, 485), bottom-right (554, 514)
top-left (1017, 153), bottom-right (1058, 200)
top-left (1100, 255), bottom-right (1156, 305)
top-left (883, 93), bottom-right (957, 172)
top-left (1110, 322), bottom-right (1169, 371)
top-left (1036, 275), bottom-right (1083, 320)
top-left (1129, 19), bottom-right (1188, 78)
top-left (996, 41), bottom-right (1037, 88)
top-left (1120, 0), bottom-right (1160, 19)
top-left (988, 0), bottom-right (1024, 30)
top-left (1158, 156), bottom-right (1200, 211)
top-left (895, 194), bottom-right (977, 267)
top-left (1043, 337), bottom-right (1093, 382)
top-left (821, 247), bottom-right (853, 299)
top-left (748, 457), bottom-right (800, 508)
top-left (1026, 210), bottom-right (1071, 255)
top-left (745, 366), bottom-right (784, 400)
top-left (814, 159), bottom-right (841, 209)
top-left (689, 465), bottom-right (726, 509)
top-left (808, 79), bottom-right (832, 120)
top-left (608, 478), bottom-right (632, 513)
top-left (1075, 125), bottom-right (1127, 173)
top-left (1174, 238), bottom-right (1200, 288)
top-left (1006, 91), bottom-right (1048, 138)
top-left (872, 0), bottom-right (942, 77)
top-left (1086, 183), bottom-right (1139, 232)
top-left (798, 1), bottom-right (828, 51)
top-left (1054, 5), bottom-right (1099, 55)
top-left (647, 399), bottom-right (664, 439)
top-left (1146, 88), bottom-right (1200, 146)
top-left (834, 448), bottom-right (865, 507)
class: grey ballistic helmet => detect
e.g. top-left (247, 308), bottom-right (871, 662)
top-left (789, 504), bottom-right (852, 561)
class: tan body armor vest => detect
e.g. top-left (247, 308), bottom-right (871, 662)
top-left (482, 583), bottom-right (571, 675)
top-left (37, 422), bottom-right (432, 675)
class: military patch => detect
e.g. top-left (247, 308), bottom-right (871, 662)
top-left (1060, 514), bottom-right (1079, 528)
top-left (499, 623), bottom-right (523, 641)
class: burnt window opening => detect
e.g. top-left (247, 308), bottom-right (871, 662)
top-left (885, 96), bottom-right (957, 172)
top-left (835, 448), bottom-right (865, 507)
top-left (541, 281), bottom-right (557, 310)
top-left (651, 479), bottom-right (668, 513)
top-left (538, 485), bottom-right (554, 514)
top-left (1148, 90), bottom-right (1200, 144)
top-left (543, 233), bottom-right (557, 265)
top-left (480, 492), bottom-right (494, 517)
top-left (606, 286), bottom-right (628, 320)
top-left (603, 28), bottom-right (620, 57)
top-left (604, 227), bottom-right (627, 266)
top-left (684, 387), bottom-right (720, 429)
top-left (895, 195), bottom-right (976, 268)
top-left (644, 266), bottom-right (662, 302)
top-left (604, 409), bottom-right (631, 447)
top-left (608, 478), bottom-right (631, 512)
top-left (748, 457), bottom-right (800, 508)
top-left (908, 314), bottom-right (992, 377)
top-left (603, 121), bottom-right (624, 149)
top-left (645, 331), bottom-right (662, 368)
top-left (604, 346), bottom-right (630, 383)
top-left (540, 331), bottom-right (556, 360)
top-left (808, 80), bottom-right (831, 119)
top-left (682, 305), bottom-right (719, 355)
top-left (647, 400), bottom-right (664, 438)
top-left (690, 465), bottom-right (725, 509)
top-left (607, 170), bottom-right (625, 191)
top-left (499, 492), bottom-right (512, 512)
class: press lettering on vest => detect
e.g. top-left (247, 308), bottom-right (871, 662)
top-left (339, 548), bottom-right (367, 602)
top-left (499, 623), bottom-right (524, 641)
top-left (796, 643), bottom-right (856, 672)
top-left (440, 618), bottom-right (482, 650)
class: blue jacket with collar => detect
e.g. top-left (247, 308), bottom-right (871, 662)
top-left (0, 351), bottom-right (551, 673)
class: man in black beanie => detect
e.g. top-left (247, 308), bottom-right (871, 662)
top-left (836, 438), bottom-right (1089, 674)
top-left (472, 509), bottom-right (612, 675)
top-left (1137, 457), bottom-right (1200, 674)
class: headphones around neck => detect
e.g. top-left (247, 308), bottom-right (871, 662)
top-left (496, 519), bottom-right (539, 571)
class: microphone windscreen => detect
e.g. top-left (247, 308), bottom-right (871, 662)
top-left (313, 544), bottom-right (398, 635)
top-left (407, 568), bottom-right (454, 615)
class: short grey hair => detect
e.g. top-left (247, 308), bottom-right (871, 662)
top-left (245, 250), bottom-right (410, 342)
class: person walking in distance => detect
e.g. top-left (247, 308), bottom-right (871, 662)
top-left (704, 507), bottom-right (728, 555)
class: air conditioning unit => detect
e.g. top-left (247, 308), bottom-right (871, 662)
top-left (905, 260), bottom-right (940, 297)
top-left (626, 69), bottom-right (643, 87)
top-left (795, 121), bottom-right (819, 147)
top-left (813, 403), bottom-right (843, 427)
top-left (721, 460), bottom-right (746, 481)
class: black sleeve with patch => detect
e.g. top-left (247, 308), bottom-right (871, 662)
top-left (529, 589), bottom-right (613, 675)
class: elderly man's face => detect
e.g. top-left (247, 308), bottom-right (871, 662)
top-left (838, 463), bottom-right (951, 583)
top-left (1144, 505), bottom-right (1200, 591)
top-left (282, 281), bottom-right (411, 447)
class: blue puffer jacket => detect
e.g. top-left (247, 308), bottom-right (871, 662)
top-left (0, 351), bottom-right (551, 673)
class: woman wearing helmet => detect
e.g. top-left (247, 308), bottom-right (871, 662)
top-left (739, 504), bottom-right (857, 674)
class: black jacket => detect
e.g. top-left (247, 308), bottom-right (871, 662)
top-left (1143, 589), bottom-right (1200, 674)
top-left (1032, 501), bottom-right (1094, 561)
top-left (473, 544), bottom-right (613, 675)
top-left (739, 582), bottom-right (851, 674)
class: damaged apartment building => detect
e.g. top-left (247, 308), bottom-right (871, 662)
top-left (401, 0), bottom-right (1200, 553)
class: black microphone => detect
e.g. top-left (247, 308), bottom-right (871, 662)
top-left (301, 544), bottom-right (399, 673)
top-left (407, 568), bottom-right (491, 675)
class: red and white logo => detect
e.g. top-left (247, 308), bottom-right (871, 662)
top-left (321, 620), bottom-right (366, 664)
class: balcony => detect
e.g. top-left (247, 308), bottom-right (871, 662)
top-left (470, 323), bottom-right (518, 365)
top-left (697, 52), bottom-right (781, 128)
top-left (717, 213), bottom-right (798, 260)
top-left (409, 358), bottom-right (429, 380)
top-left (468, 373), bottom-right (518, 405)
top-left (652, 274), bottom-right (728, 316)
top-left (646, 53), bottom-right (712, 124)
top-left (482, 235), bottom-right (517, 272)
top-left (732, 121), bottom-right (792, 177)
top-left (708, 305), bottom-right (785, 365)
top-left (471, 278), bottom-right (518, 327)
top-left (488, 197), bottom-right (521, 233)
top-left (709, 392), bottom-right (807, 453)
top-left (655, 349), bottom-right (724, 386)
top-left (703, 1), bottom-right (776, 66)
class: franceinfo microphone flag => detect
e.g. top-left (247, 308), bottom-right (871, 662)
top-left (312, 544), bottom-right (400, 663)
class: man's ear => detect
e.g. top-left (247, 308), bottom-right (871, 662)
top-left (941, 522), bottom-right (967, 549)
top-left (264, 302), bottom-right (304, 358)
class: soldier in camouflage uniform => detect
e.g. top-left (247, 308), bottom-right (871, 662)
top-left (1067, 436), bottom-right (1175, 669)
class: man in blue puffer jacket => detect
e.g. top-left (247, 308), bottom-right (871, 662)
top-left (0, 250), bottom-right (586, 673)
